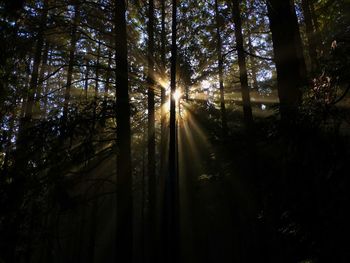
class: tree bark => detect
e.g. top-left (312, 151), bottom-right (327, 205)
top-left (115, 0), bottom-right (133, 262)
top-left (267, 0), bottom-right (307, 121)
top-left (147, 0), bottom-right (156, 261)
top-left (232, 0), bottom-right (254, 129)
top-left (93, 40), bottom-right (101, 130)
top-left (247, 34), bottom-right (258, 90)
top-left (62, 3), bottom-right (80, 130)
top-left (24, 0), bottom-right (48, 120)
top-left (84, 59), bottom-right (89, 100)
top-left (301, 0), bottom-right (318, 72)
top-left (160, 0), bottom-right (168, 210)
top-left (214, 0), bottom-right (228, 137)
top-left (163, 0), bottom-right (179, 262)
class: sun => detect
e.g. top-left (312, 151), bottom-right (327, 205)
top-left (173, 89), bottom-right (182, 103)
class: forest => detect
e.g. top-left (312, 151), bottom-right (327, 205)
top-left (1, 0), bottom-right (350, 262)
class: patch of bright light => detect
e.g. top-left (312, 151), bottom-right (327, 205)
top-left (261, 104), bottom-right (266, 110)
top-left (173, 90), bottom-right (182, 102)
top-left (201, 80), bottom-right (211, 91)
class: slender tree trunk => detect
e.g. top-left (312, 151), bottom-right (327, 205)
top-left (36, 41), bottom-right (49, 117)
top-left (115, 0), bottom-right (132, 261)
top-left (101, 51), bottom-right (112, 126)
top-left (301, 0), bottom-right (318, 72)
top-left (267, 0), bottom-right (307, 121)
top-left (43, 49), bottom-right (53, 118)
top-left (84, 60), bottom-right (89, 100)
top-left (232, 0), bottom-right (254, 129)
top-left (93, 40), bottom-right (101, 130)
top-left (147, 0), bottom-right (156, 261)
top-left (62, 3), bottom-right (80, 130)
top-left (25, 0), bottom-right (48, 121)
top-left (163, 0), bottom-right (179, 262)
top-left (24, 0), bottom-right (48, 120)
top-left (247, 34), bottom-right (258, 90)
top-left (214, 0), bottom-right (228, 137)
top-left (160, 0), bottom-right (167, 199)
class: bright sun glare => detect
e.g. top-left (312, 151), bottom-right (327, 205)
top-left (173, 90), bottom-right (182, 102)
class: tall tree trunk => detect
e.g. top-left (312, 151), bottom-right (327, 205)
top-left (84, 59), bottom-right (89, 100)
top-left (267, 0), bottom-right (307, 121)
top-left (115, 0), bottom-right (132, 262)
top-left (160, 0), bottom-right (167, 200)
top-left (147, 0), bottom-right (156, 261)
top-left (247, 34), bottom-right (258, 90)
top-left (163, 0), bottom-right (179, 262)
top-left (36, 41), bottom-right (49, 117)
top-left (214, 0), bottom-right (228, 137)
top-left (93, 40), bottom-right (101, 130)
top-left (24, 0), bottom-right (48, 120)
top-left (62, 3), bottom-right (80, 130)
top-left (101, 51), bottom-right (112, 126)
top-left (232, 0), bottom-right (254, 129)
top-left (301, 0), bottom-right (318, 72)
top-left (43, 49), bottom-right (53, 118)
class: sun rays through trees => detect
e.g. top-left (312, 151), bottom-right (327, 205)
top-left (1, 0), bottom-right (350, 262)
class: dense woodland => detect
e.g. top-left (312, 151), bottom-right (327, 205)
top-left (1, 0), bottom-right (350, 262)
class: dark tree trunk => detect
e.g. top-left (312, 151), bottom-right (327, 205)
top-left (43, 49), bottom-right (53, 118)
top-left (36, 41), bottom-right (49, 116)
top-left (115, 0), bottom-right (133, 262)
top-left (147, 0), bottom-right (156, 261)
top-left (247, 34), bottom-right (258, 90)
top-left (214, 0), bottom-right (228, 137)
top-left (267, 0), bottom-right (307, 121)
top-left (301, 0), bottom-right (318, 72)
top-left (163, 0), bottom-right (179, 262)
top-left (84, 59), bottom-right (89, 100)
top-left (93, 40), bottom-right (101, 130)
top-left (232, 0), bottom-right (254, 129)
top-left (101, 51), bottom-right (112, 126)
top-left (62, 3), bottom-right (80, 130)
top-left (160, 0), bottom-right (167, 200)
top-left (24, 0), bottom-right (48, 120)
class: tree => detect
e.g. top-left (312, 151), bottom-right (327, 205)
top-left (301, 0), bottom-right (319, 72)
top-left (163, 0), bottom-right (179, 262)
top-left (147, 0), bottom-right (156, 260)
top-left (231, 0), bottom-right (253, 129)
top-left (62, 2), bottom-right (80, 132)
top-left (115, 0), bottom-right (132, 261)
top-left (266, 0), bottom-right (307, 121)
top-left (214, 0), bottom-right (228, 137)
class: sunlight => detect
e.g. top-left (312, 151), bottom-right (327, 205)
top-left (173, 89), bottom-right (182, 103)
top-left (201, 80), bottom-right (212, 90)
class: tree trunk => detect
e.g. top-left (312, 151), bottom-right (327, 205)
top-left (247, 34), bottom-right (258, 90)
top-left (301, 0), bottom-right (318, 72)
top-left (93, 40), bottom-right (101, 130)
top-left (232, 0), bottom-right (254, 129)
top-left (62, 3), bottom-right (80, 130)
top-left (24, 0), bottom-right (48, 120)
top-left (101, 51), bottom-right (112, 126)
top-left (84, 59), bottom-right (89, 100)
top-left (36, 41), bottom-right (49, 117)
top-left (160, 0), bottom-right (167, 204)
top-left (267, 0), bottom-right (307, 121)
top-left (115, 0), bottom-right (133, 262)
top-left (214, 0), bottom-right (228, 137)
top-left (163, 0), bottom-right (179, 262)
top-left (147, 0), bottom-right (156, 261)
